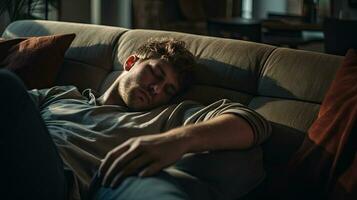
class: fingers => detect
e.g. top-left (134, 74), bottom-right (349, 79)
top-left (98, 144), bottom-right (130, 179)
top-left (109, 155), bottom-right (153, 188)
top-left (98, 135), bottom-right (179, 188)
top-left (101, 147), bottom-right (141, 187)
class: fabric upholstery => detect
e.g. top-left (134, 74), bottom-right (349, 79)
top-left (0, 38), bottom-right (26, 61)
top-left (260, 48), bottom-right (342, 103)
top-left (249, 97), bottom-right (320, 133)
top-left (249, 97), bottom-right (319, 164)
top-left (286, 49), bottom-right (357, 199)
top-left (0, 34), bottom-right (75, 89)
top-left (56, 59), bottom-right (109, 92)
top-left (2, 20), bottom-right (128, 91)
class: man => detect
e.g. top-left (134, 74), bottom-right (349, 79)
top-left (0, 38), bottom-right (271, 200)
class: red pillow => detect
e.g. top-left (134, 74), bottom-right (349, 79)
top-left (0, 34), bottom-right (76, 89)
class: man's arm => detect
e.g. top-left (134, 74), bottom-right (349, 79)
top-left (99, 114), bottom-right (254, 188)
top-left (177, 113), bottom-right (254, 151)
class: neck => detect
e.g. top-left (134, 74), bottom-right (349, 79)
top-left (97, 77), bottom-right (126, 106)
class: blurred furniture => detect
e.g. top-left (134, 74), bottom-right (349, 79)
top-left (262, 19), bottom-right (322, 31)
top-left (206, 13), bottom-right (325, 48)
top-left (2, 20), bottom-right (344, 199)
top-left (302, 0), bottom-right (319, 23)
top-left (262, 13), bottom-right (323, 48)
top-left (132, 0), bottom-right (241, 35)
top-left (132, 0), bottom-right (167, 30)
top-left (207, 17), bottom-right (261, 42)
top-left (323, 17), bottom-right (357, 55)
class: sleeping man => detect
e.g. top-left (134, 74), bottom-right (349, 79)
top-left (0, 38), bottom-right (271, 200)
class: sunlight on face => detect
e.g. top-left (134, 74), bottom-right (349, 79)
top-left (119, 58), bottom-right (181, 111)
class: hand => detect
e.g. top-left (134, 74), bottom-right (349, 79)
top-left (98, 132), bottom-right (188, 188)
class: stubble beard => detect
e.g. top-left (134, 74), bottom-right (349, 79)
top-left (119, 75), bottom-right (146, 111)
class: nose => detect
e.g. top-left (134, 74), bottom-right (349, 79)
top-left (149, 83), bottom-right (164, 95)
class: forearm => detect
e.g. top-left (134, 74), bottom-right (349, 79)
top-left (163, 114), bottom-right (254, 154)
top-left (100, 114), bottom-right (256, 185)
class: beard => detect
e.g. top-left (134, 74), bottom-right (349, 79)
top-left (119, 75), bottom-right (151, 111)
top-left (125, 87), bottom-right (148, 111)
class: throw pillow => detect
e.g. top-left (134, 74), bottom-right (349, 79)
top-left (286, 49), bottom-right (357, 199)
top-left (0, 33), bottom-right (76, 89)
top-left (0, 38), bottom-right (26, 61)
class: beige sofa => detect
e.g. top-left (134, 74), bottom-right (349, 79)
top-left (2, 20), bottom-right (343, 199)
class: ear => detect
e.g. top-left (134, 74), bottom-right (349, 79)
top-left (124, 55), bottom-right (139, 71)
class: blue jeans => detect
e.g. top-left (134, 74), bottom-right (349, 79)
top-left (93, 169), bottom-right (217, 200)
top-left (92, 148), bottom-right (265, 200)
top-left (95, 171), bottom-right (190, 200)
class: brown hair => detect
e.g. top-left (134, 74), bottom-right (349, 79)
top-left (134, 38), bottom-right (196, 93)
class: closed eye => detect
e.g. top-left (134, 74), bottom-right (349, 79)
top-left (165, 85), bottom-right (176, 97)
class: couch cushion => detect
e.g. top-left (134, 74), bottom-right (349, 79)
top-left (0, 34), bottom-right (75, 89)
top-left (249, 97), bottom-right (320, 133)
top-left (249, 97), bottom-right (319, 164)
top-left (56, 59), bottom-right (108, 92)
top-left (2, 20), bottom-right (128, 91)
top-left (259, 48), bottom-right (343, 103)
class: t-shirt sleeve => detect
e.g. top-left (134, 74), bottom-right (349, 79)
top-left (165, 99), bottom-right (271, 146)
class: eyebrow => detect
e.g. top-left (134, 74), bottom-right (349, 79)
top-left (157, 64), bottom-right (178, 94)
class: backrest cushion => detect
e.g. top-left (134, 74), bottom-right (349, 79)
top-left (0, 34), bottom-right (75, 89)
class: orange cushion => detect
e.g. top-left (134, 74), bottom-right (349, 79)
top-left (0, 34), bottom-right (76, 89)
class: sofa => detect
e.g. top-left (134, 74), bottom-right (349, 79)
top-left (2, 20), bottom-right (351, 199)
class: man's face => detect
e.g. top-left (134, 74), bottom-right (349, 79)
top-left (119, 56), bottom-right (181, 111)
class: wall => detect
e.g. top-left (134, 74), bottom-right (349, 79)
top-left (60, 0), bottom-right (91, 23)
top-left (59, 0), bottom-right (132, 27)
top-left (101, 0), bottom-right (131, 28)
top-left (0, 12), bottom-right (10, 35)
top-left (117, 0), bottom-right (132, 28)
